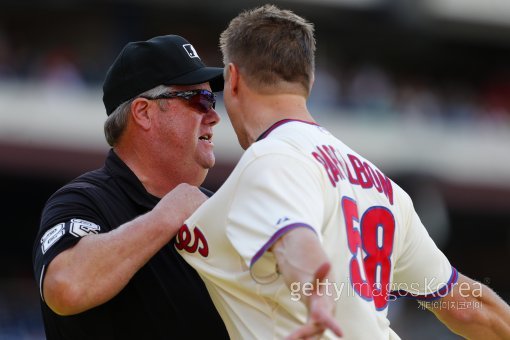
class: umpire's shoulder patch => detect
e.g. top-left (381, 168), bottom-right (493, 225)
top-left (69, 219), bottom-right (101, 237)
top-left (41, 223), bottom-right (66, 254)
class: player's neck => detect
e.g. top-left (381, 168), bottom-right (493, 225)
top-left (242, 92), bottom-right (315, 147)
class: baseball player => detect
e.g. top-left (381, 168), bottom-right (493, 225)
top-left (176, 5), bottom-right (510, 340)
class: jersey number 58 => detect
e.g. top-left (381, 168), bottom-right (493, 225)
top-left (342, 197), bottom-right (395, 310)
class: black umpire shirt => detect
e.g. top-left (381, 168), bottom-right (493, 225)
top-left (32, 149), bottom-right (229, 340)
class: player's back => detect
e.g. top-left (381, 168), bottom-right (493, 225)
top-left (269, 120), bottom-right (455, 339)
top-left (263, 120), bottom-right (400, 338)
top-left (178, 120), bottom-right (456, 339)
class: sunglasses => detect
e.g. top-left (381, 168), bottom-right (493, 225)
top-left (141, 89), bottom-right (216, 113)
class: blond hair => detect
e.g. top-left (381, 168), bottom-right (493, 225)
top-left (220, 4), bottom-right (315, 95)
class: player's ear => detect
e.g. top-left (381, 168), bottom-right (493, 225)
top-left (306, 72), bottom-right (315, 97)
top-left (130, 98), bottom-right (152, 130)
top-left (227, 63), bottom-right (239, 96)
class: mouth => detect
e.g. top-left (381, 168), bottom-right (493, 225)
top-left (199, 133), bottom-right (213, 143)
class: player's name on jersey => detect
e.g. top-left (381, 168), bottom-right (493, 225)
top-left (312, 144), bottom-right (394, 205)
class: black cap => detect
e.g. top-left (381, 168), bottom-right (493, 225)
top-left (102, 35), bottom-right (224, 115)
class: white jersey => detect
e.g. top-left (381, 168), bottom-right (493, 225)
top-left (176, 119), bottom-right (457, 340)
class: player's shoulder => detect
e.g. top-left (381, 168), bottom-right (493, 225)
top-left (249, 137), bottom-right (293, 156)
top-left (250, 122), bottom-right (330, 155)
top-left (243, 137), bottom-right (315, 172)
top-left (391, 180), bottom-right (415, 214)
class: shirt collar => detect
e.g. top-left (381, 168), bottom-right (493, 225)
top-left (105, 149), bottom-right (160, 209)
top-left (256, 119), bottom-right (319, 142)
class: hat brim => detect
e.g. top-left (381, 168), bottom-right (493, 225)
top-left (165, 66), bottom-right (224, 92)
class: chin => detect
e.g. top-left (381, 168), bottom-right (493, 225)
top-left (187, 168), bottom-right (208, 186)
top-left (202, 154), bottom-right (216, 169)
top-left (204, 159), bottom-right (215, 170)
top-left (199, 157), bottom-right (215, 170)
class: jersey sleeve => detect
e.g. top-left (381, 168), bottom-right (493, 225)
top-left (391, 193), bottom-right (457, 300)
top-left (32, 188), bottom-right (106, 301)
top-left (226, 152), bottom-right (325, 283)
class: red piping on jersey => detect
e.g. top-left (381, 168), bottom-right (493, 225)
top-left (256, 119), bottom-right (319, 142)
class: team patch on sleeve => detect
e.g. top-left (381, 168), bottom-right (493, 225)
top-left (40, 219), bottom-right (101, 254)
top-left (69, 219), bottom-right (101, 237)
top-left (41, 223), bottom-right (66, 254)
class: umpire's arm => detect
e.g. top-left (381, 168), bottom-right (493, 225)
top-left (44, 184), bottom-right (206, 315)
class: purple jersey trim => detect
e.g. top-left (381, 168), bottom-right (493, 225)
top-left (389, 266), bottom-right (459, 301)
top-left (256, 119), bottom-right (319, 142)
top-left (250, 223), bottom-right (317, 269)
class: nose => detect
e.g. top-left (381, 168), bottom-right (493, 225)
top-left (204, 107), bottom-right (221, 126)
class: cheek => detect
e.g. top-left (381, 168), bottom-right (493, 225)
top-left (223, 93), bottom-right (233, 113)
top-left (156, 116), bottom-right (195, 151)
top-left (174, 124), bottom-right (197, 149)
top-left (227, 111), bottom-right (241, 136)
top-left (178, 118), bottom-right (202, 149)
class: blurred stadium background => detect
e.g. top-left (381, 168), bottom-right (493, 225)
top-left (1, 0), bottom-right (509, 339)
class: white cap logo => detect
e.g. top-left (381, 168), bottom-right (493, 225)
top-left (183, 44), bottom-right (200, 59)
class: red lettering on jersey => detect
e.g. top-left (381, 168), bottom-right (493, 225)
top-left (175, 224), bottom-right (209, 257)
top-left (348, 154), bottom-right (372, 189)
top-left (377, 171), bottom-right (394, 205)
top-left (194, 227), bottom-right (209, 257)
top-left (342, 154), bottom-right (358, 185)
top-left (311, 145), bottom-right (394, 205)
top-left (346, 154), bottom-right (394, 206)
top-left (312, 145), bottom-right (345, 187)
top-left (367, 164), bottom-right (382, 193)
top-left (324, 145), bottom-right (346, 180)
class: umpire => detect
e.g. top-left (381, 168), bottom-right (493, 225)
top-left (32, 35), bottom-right (228, 339)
